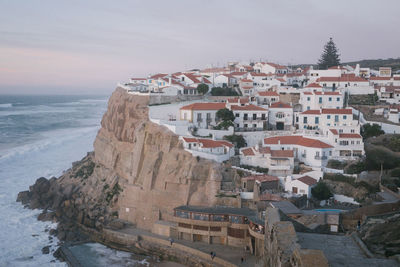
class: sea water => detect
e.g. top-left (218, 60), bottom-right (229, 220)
top-left (0, 95), bottom-right (110, 266)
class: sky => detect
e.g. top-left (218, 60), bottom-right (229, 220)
top-left (0, 0), bottom-right (399, 95)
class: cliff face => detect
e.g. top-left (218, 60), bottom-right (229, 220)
top-left (94, 88), bottom-right (223, 229)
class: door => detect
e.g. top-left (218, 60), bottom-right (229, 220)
top-left (292, 187), bottom-right (298, 194)
top-left (276, 122), bottom-right (284, 130)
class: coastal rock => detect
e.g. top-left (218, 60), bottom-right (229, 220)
top-left (18, 87), bottom-right (229, 241)
top-left (42, 246), bottom-right (50, 254)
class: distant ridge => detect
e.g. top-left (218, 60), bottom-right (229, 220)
top-left (293, 57), bottom-right (400, 72)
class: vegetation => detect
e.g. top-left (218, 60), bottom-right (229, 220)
top-left (215, 108), bottom-right (235, 130)
top-left (324, 173), bottom-right (380, 194)
top-left (365, 145), bottom-right (400, 170)
top-left (105, 182), bottom-right (123, 204)
top-left (342, 57), bottom-right (400, 72)
top-left (311, 181), bottom-right (333, 200)
top-left (346, 161), bottom-right (366, 174)
top-left (214, 120), bottom-right (234, 130)
top-left (388, 135), bottom-right (400, 152)
top-left (327, 159), bottom-right (347, 170)
top-left (318, 37), bottom-right (341, 69)
top-left (361, 123), bottom-right (384, 139)
top-left (196, 83), bottom-right (209, 95)
top-left (211, 87), bottom-right (239, 96)
top-left (223, 134), bottom-right (246, 148)
top-left (239, 164), bottom-right (269, 174)
top-left (74, 161), bottom-right (95, 180)
top-left (349, 93), bottom-right (378, 105)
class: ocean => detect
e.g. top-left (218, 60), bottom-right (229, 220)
top-left (0, 94), bottom-right (116, 266)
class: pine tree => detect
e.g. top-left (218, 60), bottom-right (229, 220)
top-left (318, 37), bottom-right (340, 69)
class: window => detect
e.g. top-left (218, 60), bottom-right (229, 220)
top-left (315, 117), bottom-right (319, 124)
top-left (335, 115), bottom-right (339, 122)
top-left (337, 97), bottom-right (340, 101)
top-left (307, 97), bottom-right (311, 101)
top-left (207, 113), bottom-right (211, 119)
top-left (197, 113), bottom-right (202, 120)
top-left (357, 141), bottom-right (360, 144)
top-left (235, 113), bottom-right (239, 117)
top-left (329, 151), bottom-right (332, 156)
top-left (319, 97), bottom-right (322, 103)
top-left (253, 124), bottom-right (257, 128)
top-left (340, 140), bottom-right (349, 146)
top-left (351, 129), bottom-right (355, 133)
top-left (303, 117), bottom-right (308, 123)
top-left (307, 106), bottom-right (310, 110)
top-left (329, 97), bottom-right (332, 102)
top-left (253, 114), bottom-right (257, 120)
top-left (343, 115), bottom-right (347, 119)
top-left (327, 115), bottom-right (331, 119)
top-left (244, 124), bottom-right (248, 128)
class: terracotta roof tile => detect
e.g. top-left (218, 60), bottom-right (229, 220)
top-left (301, 110), bottom-right (321, 115)
top-left (297, 175), bottom-right (318, 186)
top-left (258, 91), bottom-right (279, 97)
top-left (264, 136), bottom-right (333, 149)
top-left (180, 102), bottom-right (226, 111)
top-left (231, 104), bottom-right (267, 111)
top-left (270, 102), bottom-right (291, 109)
top-left (241, 147), bottom-right (255, 156)
top-left (270, 150), bottom-right (294, 158)
top-left (321, 108), bottom-right (352, 114)
top-left (339, 133), bottom-right (362, 139)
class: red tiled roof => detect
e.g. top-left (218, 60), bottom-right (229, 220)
top-left (242, 86), bottom-right (254, 90)
top-left (250, 72), bottom-right (270, 77)
top-left (258, 91), bottom-right (279, 97)
top-left (203, 77), bottom-right (212, 84)
top-left (258, 146), bottom-right (271, 154)
top-left (241, 147), bottom-right (255, 156)
top-left (180, 102), bottom-right (226, 110)
top-left (316, 74), bottom-right (367, 83)
top-left (297, 175), bottom-right (318, 186)
top-left (339, 133), bottom-right (362, 139)
top-left (230, 72), bottom-right (247, 76)
top-left (301, 110), bottom-right (321, 115)
top-left (321, 108), bottom-right (352, 114)
top-left (240, 79), bottom-right (253, 83)
top-left (306, 83), bottom-right (322, 88)
top-left (329, 129), bottom-right (339, 135)
top-left (370, 76), bottom-right (391, 81)
top-left (150, 73), bottom-right (168, 79)
top-left (270, 150), bottom-right (294, 158)
top-left (264, 136), bottom-right (333, 149)
top-left (199, 139), bottom-right (234, 148)
top-left (266, 62), bottom-right (287, 69)
top-left (277, 78), bottom-right (286, 83)
top-left (131, 78), bottom-right (146, 80)
top-left (303, 92), bottom-right (313, 95)
top-left (231, 104), bottom-right (267, 111)
top-left (182, 137), bottom-right (197, 143)
top-left (270, 102), bottom-right (291, 109)
top-left (184, 73), bottom-right (201, 83)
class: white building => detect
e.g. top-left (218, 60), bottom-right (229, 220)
top-left (300, 91), bottom-right (343, 111)
top-left (239, 79), bottom-right (255, 96)
top-left (256, 91), bottom-right (280, 106)
top-left (253, 62), bottom-right (288, 74)
top-left (284, 175), bottom-right (318, 198)
top-left (316, 74), bottom-right (374, 95)
top-left (231, 104), bottom-right (268, 131)
top-left (268, 102), bottom-right (293, 130)
top-left (214, 74), bottom-right (237, 88)
top-left (263, 135), bottom-right (333, 168)
top-left (298, 108), bottom-right (359, 134)
top-left (327, 129), bottom-right (364, 158)
top-left (180, 137), bottom-right (234, 163)
top-left (240, 146), bottom-right (294, 176)
top-left (179, 102), bottom-right (226, 129)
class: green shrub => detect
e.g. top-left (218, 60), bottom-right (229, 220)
top-left (224, 134), bottom-right (246, 148)
top-left (327, 159), bottom-right (347, 170)
top-left (323, 173), bottom-right (379, 194)
top-left (211, 87), bottom-right (239, 96)
top-left (239, 164), bottom-right (269, 174)
top-left (346, 161), bottom-right (366, 174)
top-left (311, 182), bottom-right (333, 200)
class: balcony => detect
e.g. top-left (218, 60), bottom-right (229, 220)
top-left (314, 155), bottom-right (328, 160)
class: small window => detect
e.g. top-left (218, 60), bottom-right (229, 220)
top-left (343, 115), bottom-right (347, 119)
top-left (329, 97), bottom-right (332, 102)
top-left (337, 97), bottom-right (340, 101)
top-left (327, 115), bottom-right (331, 119)
top-left (303, 117), bottom-right (308, 123)
top-left (315, 117), bottom-right (319, 124)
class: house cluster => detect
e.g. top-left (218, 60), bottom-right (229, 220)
top-left (125, 62), bottom-right (400, 200)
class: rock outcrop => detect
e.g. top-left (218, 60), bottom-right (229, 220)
top-left (18, 88), bottom-right (226, 237)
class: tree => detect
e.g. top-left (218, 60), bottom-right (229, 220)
top-left (211, 87), bottom-right (239, 96)
top-left (361, 123), bottom-right (384, 139)
top-left (311, 181), bottom-right (333, 200)
top-left (197, 83), bottom-right (209, 95)
top-left (318, 37), bottom-right (340, 69)
top-left (223, 135), bottom-right (246, 148)
top-left (216, 108), bottom-right (235, 122)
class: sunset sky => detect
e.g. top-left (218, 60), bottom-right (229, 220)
top-left (1, 0), bottom-right (399, 94)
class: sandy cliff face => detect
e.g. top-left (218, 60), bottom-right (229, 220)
top-left (93, 88), bottom-right (223, 229)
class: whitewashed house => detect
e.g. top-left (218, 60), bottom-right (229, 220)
top-left (179, 102), bottom-right (226, 129)
top-left (253, 62), bottom-right (288, 74)
top-left (316, 74), bottom-right (374, 95)
top-left (180, 137), bottom-right (234, 162)
top-left (268, 102), bottom-right (293, 130)
top-left (214, 74), bottom-right (237, 88)
top-left (263, 135), bottom-right (333, 168)
top-left (240, 146), bottom-right (294, 176)
top-left (299, 91), bottom-right (343, 111)
top-left (239, 79), bottom-right (255, 96)
top-left (284, 175), bottom-right (318, 198)
top-left (231, 104), bottom-right (268, 131)
top-left (327, 129), bottom-right (364, 158)
top-left (256, 91), bottom-right (280, 106)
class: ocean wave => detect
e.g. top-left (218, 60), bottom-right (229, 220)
top-left (79, 99), bottom-right (108, 103)
top-left (0, 103), bottom-right (13, 108)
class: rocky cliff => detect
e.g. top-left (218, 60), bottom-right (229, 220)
top-left (18, 88), bottom-right (228, 238)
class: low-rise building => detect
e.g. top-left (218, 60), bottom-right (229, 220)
top-left (240, 146), bottom-right (294, 176)
top-left (256, 91), bottom-right (280, 106)
top-left (180, 137), bottom-right (234, 162)
top-left (327, 129), bottom-right (364, 158)
top-left (300, 91), bottom-right (343, 111)
top-left (263, 136), bottom-right (333, 168)
top-left (284, 175), bottom-right (318, 198)
top-left (268, 102), bottom-right (293, 130)
top-left (179, 102), bottom-right (226, 129)
top-left (232, 104), bottom-right (268, 131)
